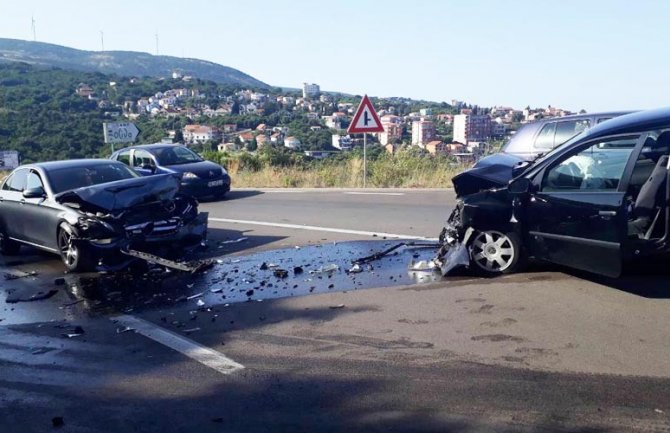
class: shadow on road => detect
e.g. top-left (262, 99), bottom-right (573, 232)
top-left (200, 189), bottom-right (264, 203)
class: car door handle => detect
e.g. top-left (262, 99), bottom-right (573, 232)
top-left (598, 210), bottom-right (617, 216)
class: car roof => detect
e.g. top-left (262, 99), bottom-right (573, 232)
top-left (116, 143), bottom-right (184, 151)
top-left (523, 110), bottom-right (634, 127)
top-left (582, 107), bottom-right (670, 140)
top-left (23, 159), bottom-right (124, 172)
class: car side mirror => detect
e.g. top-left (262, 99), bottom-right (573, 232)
top-left (509, 178), bottom-right (531, 195)
top-left (23, 186), bottom-right (46, 199)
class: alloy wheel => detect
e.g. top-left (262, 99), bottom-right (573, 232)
top-left (470, 230), bottom-right (516, 273)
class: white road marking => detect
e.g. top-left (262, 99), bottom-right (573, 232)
top-left (343, 192), bottom-right (405, 196)
top-left (261, 190), bottom-right (306, 193)
top-left (112, 315), bottom-right (244, 375)
top-left (208, 217), bottom-right (438, 241)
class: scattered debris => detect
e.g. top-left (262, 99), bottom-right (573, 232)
top-left (310, 264), bottom-right (339, 274)
top-left (3, 270), bottom-right (38, 280)
top-left (30, 347), bottom-right (56, 355)
top-left (53, 277), bottom-right (66, 286)
top-left (210, 287), bottom-right (223, 293)
top-left (329, 304), bottom-right (345, 309)
top-left (293, 266), bottom-right (304, 275)
top-left (259, 262), bottom-right (269, 270)
top-left (221, 237), bottom-right (248, 245)
top-left (196, 299), bottom-right (206, 307)
top-left (655, 408), bottom-right (665, 414)
top-left (183, 327), bottom-right (200, 334)
top-left (246, 289), bottom-right (254, 297)
top-left (347, 263), bottom-right (363, 274)
top-left (61, 326), bottom-right (85, 338)
top-left (187, 292), bottom-right (204, 300)
top-left (6, 288), bottom-right (58, 303)
top-left (122, 249), bottom-right (213, 273)
top-left (273, 269), bottom-right (289, 279)
top-left (408, 260), bottom-right (437, 271)
top-left (116, 326), bottom-right (135, 334)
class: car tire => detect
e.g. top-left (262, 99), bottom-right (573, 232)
top-left (57, 223), bottom-right (90, 272)
top-left (0, 226), bottom-right (20, 255)
top-left (468, 230), bottom-right (525, 276)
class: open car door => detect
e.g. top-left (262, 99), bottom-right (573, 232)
top-left (523, 134), bottom-right (643, 277)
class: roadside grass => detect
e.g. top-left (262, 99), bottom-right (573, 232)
top-left (228, 156), bottom-right (465, 188)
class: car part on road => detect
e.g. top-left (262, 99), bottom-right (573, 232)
top-left (121, 249), bottom-right (214, 273)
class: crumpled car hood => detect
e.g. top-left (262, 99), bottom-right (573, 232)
top-left (452, 153), bottom-right (524, 197)
top-left (56, 173), bottom-right (181, 212)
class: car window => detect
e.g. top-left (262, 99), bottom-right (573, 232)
top-left (153, 146), bottom-right (203, 165)
top-left (533, 123), bottom-right (556, 150)
top-left (554, 120), bottom-right (591, 147)
top-left (47, 163), bottom-right (140, 194)
top-left (542, 136), bottom-right (640, 192)
top-left (2, 168), bottom-right (28, 192)
top-left (597, 117), bottom-right (612, 124)
top-left (117, 150), bottom-right (131, 165)
top-left (25, 171), bottom-right (44, 190)
top-left (133, 150), bottom-right (156, 167)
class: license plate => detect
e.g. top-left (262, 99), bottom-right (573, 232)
top-left (208, 179), bottom-right (224, 187)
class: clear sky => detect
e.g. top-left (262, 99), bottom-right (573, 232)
top-left (0, 0), bottom-right (668, 112)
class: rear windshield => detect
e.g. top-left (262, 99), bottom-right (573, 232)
top-left (48, 163), bottom-right (139, 194)
top-left (151, 146), bottom-right (203, 165)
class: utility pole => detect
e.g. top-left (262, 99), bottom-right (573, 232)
top-left (31, 16), bottom-right (36, 41)
top-left (100, 31), bottom-right (104, 51)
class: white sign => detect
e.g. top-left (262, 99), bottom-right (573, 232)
top-left (0, 151), bottom-right (19, 170)
top-left (104, 122), bottom-right (140, 144)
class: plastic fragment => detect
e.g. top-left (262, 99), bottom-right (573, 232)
top-left (329, 304), bottom-right (345, 309)
top-left (273, 269), bottom-right (289, 279)
top-left (196, 299), bottom-right (206, 307)
top-left (347, 264), bottom-right (363, 274)
top-left (221, 237), bottom-right (248, 244)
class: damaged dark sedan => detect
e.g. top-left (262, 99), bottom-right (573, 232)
top-left (438, 107), bottom-right (670, 278)
top-left (0, 159), bottom-right (208, 271)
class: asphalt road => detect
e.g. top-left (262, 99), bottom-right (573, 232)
top-left (0, 188), bottom-right (669, 433)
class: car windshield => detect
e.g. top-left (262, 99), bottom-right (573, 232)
top-left (47, 163), bottom-right (140, 194)
top-left (525, 128), bottom-right (591, 169)
top-left (152, 146), bottom-right (203, 165)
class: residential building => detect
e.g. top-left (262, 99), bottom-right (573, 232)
top-left (453, 114), bottom-right (492, 144)
top-left (223, 124), bottom-right (237, 133)
top-left (425, 141), bottom-right (448, 156)
top-left (304, 150), bottom-right (336, 159)
top-left (76, 83), bottom-right (94, 97)
top-left (332, 134), bottom-right (353, 151)
top-left (256, 134), bottom-right (270, 148)
top-left (411, 120), bottom-right (436, 146)
top-left (302, 82), bottom-right (320, 99)
top-left (284, 136), bottom-right (301, 149)
top-left (419, 108), bottom-right (433, 117)
top-left (217, 142), bottom-right (239, 152)
top-left (182, 125), bottom-right (221, 144)
top-left (379, 121), bottom-right (403, 146)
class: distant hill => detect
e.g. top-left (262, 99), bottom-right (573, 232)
top-left (0, 38), bottom-right (268, 89)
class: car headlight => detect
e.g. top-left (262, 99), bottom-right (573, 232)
top-left (182, 172), bottom-right (198, 179)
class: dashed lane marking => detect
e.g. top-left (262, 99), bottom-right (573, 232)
top-left (207, 217), bottom-right (438, 241)
top-left (112, 315), bottom-right (244, 375)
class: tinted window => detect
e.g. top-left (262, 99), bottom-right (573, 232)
top-left (534, 123), bottom-right (556, 150)
top-left (117, 150), bottom-right (131, 165)
top-left (26, 171), bottom-right (44, 190)
top-left (152, 146), bottom-right (203, 165)
top-left (2, 168), bottom-right (28, 192)
top-left (597, 117), bottom-right (612, 124)
top-left (542, 136), bottom-right (639, 192)
top-left (501, 123), bottom-right (542, 153)
top-left (133, 150), bottom-right (156, 167)
top-left (554, 120), bottom-right (591, 146)
top-left (47, 163), bottom-right (139, 194)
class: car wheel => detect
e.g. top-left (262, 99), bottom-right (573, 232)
top-left (0, 226), bottom-right (20, 255)
top-left (469, 230), bottom-right (524, 276)
top-left (57, 223), bottom-right (90, 272)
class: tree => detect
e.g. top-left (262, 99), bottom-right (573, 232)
top-left (245, 139), bottom-right (257, 152)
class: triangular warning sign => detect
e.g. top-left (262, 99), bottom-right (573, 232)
top-left (348, 95), bottom-right (384, 133)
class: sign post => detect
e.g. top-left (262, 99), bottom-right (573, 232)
top-left (103, 122), bottom-right (140, 152)
top-left (348, 95), bottom-right (384, 187)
